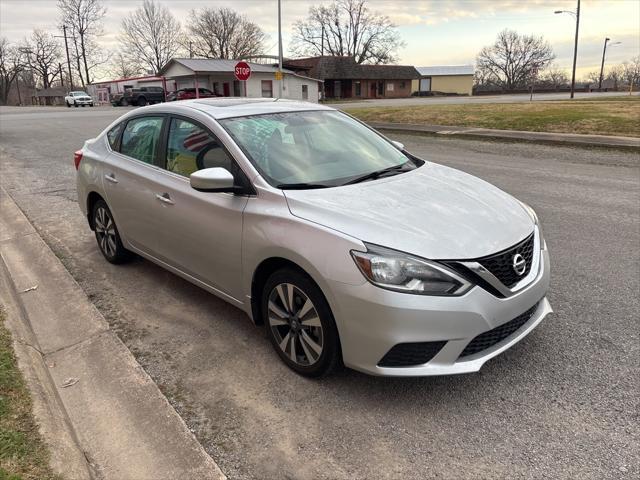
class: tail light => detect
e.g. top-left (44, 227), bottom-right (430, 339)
top-left (74, 150), bottom-right (83, 170)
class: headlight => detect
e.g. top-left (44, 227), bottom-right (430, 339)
top-left (518, 201), bottom-right (546, 249)
top-left (351, 244), bottom-right (472, 295)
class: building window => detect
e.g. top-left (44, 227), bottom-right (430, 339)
top-left (261, 80), bottom-right (273, 98)
top-left (302, 84), bottom-right (308, 100)
top-left (387, 82), bottom-right (395, 92)
top-left (400, 81), bottom-right (406, 88)
top-left (354, 81), bottom-right (362, 96)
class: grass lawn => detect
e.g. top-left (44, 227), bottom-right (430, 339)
top-left (0, 309), bottom-right (59, 480)
top-left (345, 96), bottom-right (640, 137)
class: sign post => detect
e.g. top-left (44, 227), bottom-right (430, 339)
top-left (234, 61), bottom-right (251, 97)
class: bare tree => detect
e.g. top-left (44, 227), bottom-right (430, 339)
top-left (24, 30), bottom-right (62, 90)
top-left (606, 65), bottom-right (624, 91)
top-left (119, 0), bottom-right (182, 75)
top-left (291, 0), bottom-right (404, 64)
top-left (58, 0), bottom-right (107, 84)
top-left (0, 38), bottom-right (24, 104)
top-left (186, 7), bottom-right (266, 59)
top-left (107, 51), bottom-right (144, 79)
top-left (540, 64), bottom-right (569, 91)
top-left (476, 29), bottom-right (555, 91)
top-left (621, 56), bottom-right (640, 94)
top-left (584, 70), bottom-right (601, 87)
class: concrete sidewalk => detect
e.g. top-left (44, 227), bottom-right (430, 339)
top-left (367, 122), bottom-right (640, 150)
top-left (0, 187), bottom-right (225, 480)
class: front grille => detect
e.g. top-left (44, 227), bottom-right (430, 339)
top-left (459, 302), bottom-right (539, 358)
top-left (477, 233), bottom-right (535, 288)
top-left (378, 341), bottom-right (447, 367)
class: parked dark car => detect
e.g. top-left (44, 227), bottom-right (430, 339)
top-left (166, 88), bottom-right (219, 102)
top-left (111, 86), bottom-right (165, 107)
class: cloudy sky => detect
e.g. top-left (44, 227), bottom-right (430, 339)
top-left (1, 0), bottom-right (638, 80)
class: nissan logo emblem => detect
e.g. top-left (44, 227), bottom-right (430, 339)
top-left (512, 253), bottom-right (526, 276)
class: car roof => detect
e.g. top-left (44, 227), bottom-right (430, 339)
top-left (153, 98), bottom-right (334, 119)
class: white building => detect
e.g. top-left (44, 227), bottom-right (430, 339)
top-left (159, 58), bottom-right (322, 102)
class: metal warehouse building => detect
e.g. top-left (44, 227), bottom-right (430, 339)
top-left (412, 65), bottom-right (475, 96)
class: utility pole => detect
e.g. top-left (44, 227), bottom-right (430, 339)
top-left (59, 62), bottom-right (64, 86)
top-left (278, 0), bottom-right (283, 98)
top-left (61, 25), bottom-right (74, 90)
top-left (321, 24), bottom-right (325, 56)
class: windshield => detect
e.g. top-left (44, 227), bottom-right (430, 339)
top-left (220, 110), bottom-right (415, 188)
top-left (72, 91), bottom-right (89, 96)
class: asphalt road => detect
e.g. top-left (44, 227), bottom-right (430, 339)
top-left (0, 107), bottom-right (638, 480)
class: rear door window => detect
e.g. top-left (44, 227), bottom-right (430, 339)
top-left (120, 116), bottom-right (164, 165)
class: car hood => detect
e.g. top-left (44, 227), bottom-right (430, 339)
top-left (283, 162), bottom-right (534, 260)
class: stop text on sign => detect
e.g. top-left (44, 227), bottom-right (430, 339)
top-left (234, 62), bottom-right (251, 81)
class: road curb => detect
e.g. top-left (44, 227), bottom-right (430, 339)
top-left (0, 187), bottom-right (226, 480)
top-left (366, 122), bottom-right (640, 151)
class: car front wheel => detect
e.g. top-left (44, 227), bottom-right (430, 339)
top-left (262, 268), bottom-right (341, 377)
top-left (92, 200), bottom-right (132, 264)
top-left (66, 101), bottom-right (71, 108)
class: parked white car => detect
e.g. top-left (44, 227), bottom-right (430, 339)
top-left (65, 91), bottom-right (94, 107)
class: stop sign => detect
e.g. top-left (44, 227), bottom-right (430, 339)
top-left (234, 61), bottom-right (251, 81)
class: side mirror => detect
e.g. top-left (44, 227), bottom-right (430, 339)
top-left (190, 167), bottom-right (236, 192)
top-left (391, 140), bottom-right (405, 151)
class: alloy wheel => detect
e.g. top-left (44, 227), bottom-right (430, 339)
top-left (268, 283), bottom-right (324, 366)
top-left (94, 206), bottom-right (117, 258)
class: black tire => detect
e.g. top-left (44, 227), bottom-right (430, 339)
top-left (74, 103), bottom-right (78, 107)
top-left (91, 199), bottom-right (133, 264)
top-left (262, 268), bottom-right (342, 377)
top-left (66, 101), bottom-right (71, 108)
top-left (137, 96), bottom-right (147, 106)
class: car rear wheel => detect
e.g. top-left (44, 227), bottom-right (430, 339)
top-left (92, 200), bottom-right (132, 264)
top-left (262, 268), bottom-right (341, 377)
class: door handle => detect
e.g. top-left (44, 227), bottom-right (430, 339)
top-left (155, 193), bottom-right (175, 205)
top-left (104, 173), bottom-right (118, 184)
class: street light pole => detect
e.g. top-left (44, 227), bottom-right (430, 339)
top-left (277, 0), bottom-right (283, 99)
top-left (570, 0), bottom-right (580, 99)
top-left (598, 38), bottom-right (610, 91)
top-left (598, 38), bottom-right (621, 91)
top-left (554, 0), bottom-right (580, 99)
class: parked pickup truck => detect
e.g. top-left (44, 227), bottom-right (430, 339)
top-left (65, 91), bottom-right (94, 107)
top-left (111, 86), bottom-right (165, 107)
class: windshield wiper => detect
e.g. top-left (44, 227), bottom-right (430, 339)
top-left (343, 163), bottom-right (412, 186)
top-left (277, 182), bottom-right (331, 190)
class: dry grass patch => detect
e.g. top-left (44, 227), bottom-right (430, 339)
top-left (346, 96), bottom-right (640, 137)
top-left (0, 309), bottom-right (60, 480)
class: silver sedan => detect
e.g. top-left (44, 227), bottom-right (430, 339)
top-left (75, 98), bottom-right (551, 377)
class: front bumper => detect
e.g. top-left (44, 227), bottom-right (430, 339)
top-left (75, 99), bottom-right (93, 105)
top-left (330, 247), bottom-right (551, 376)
